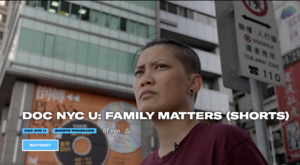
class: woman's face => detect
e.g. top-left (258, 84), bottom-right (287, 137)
top-left (133, 45), bottom-right (190, 113)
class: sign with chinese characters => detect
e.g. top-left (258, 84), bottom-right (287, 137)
top-left (233, 0), bottom-right (285, 87)
top-left (282, 47), bottom-right (300, 67)
top-left (276, 61), bottom-right (300, 163)
top-left (24, 85), bottom-right (141, 165)
top-left (275, 2), bottom-right (300, 56)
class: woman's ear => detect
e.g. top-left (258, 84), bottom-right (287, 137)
top-left (189, 74), bottom-right (202, 92)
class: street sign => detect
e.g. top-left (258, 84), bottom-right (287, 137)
top-left (233, 0), bottom-right (286, 87)
top-left (215, 1), bottom-right (250, 92)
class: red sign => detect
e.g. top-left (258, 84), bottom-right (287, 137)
top-left (276, 61), bottom-right (300, 163)
top-left (244, 34), bottom-right (251, 43)
top-left (243, 0), bottom-right (268, 17)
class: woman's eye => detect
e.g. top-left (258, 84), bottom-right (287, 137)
top-left (135, 71), bottom-right (143, 76)
top-left (157, 64), bottom-right (166, 69)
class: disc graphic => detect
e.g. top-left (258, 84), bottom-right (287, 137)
top-left (98, 102), bottom-right (141, 153)
top-left (54, 119), bottom-right (108, 165)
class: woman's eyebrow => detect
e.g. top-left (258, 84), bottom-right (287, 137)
top-left (135, 59), bottom-right (168, 70)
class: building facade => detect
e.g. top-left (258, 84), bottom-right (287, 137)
top-left (0, 1), bottom-right (232, 165)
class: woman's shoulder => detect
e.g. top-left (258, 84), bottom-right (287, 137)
top-left (197, 122), bottom-right (251, 143)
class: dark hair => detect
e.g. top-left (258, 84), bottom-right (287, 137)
top-left (133, 37), bottom-right (201, 103)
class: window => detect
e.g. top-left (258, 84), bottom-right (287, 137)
top-left (160, 1), bottom-right (166, 11)
top-left (120, 18), bottom-right (127, 31)
top-left (31, 31), bottom-right (44, 54)
top-left (77, 41), bottom-right (88, 64)
top-left (208, 17), bottom-right (217, 28)
top-left (100, 12), bottom-right (110, 27)
top-left (59, 1), bottom-right (70, 16)
top-left (65, 39), bottom-right (77, 62)
top-left (127, 20), bottom-right (137, 35)
top-left (98, 46), bottom-right (108, 69)
top-left (198, 14), bottom-right (208, 24)
top-left (70, 3), bottom-right (80, 19)
top-left (202, 79), bottom-right (213, 89)
top-left (138, 23), bottom-right (147, 37)
top-left (168, 3), bottom-right (177, 14)
top-left (37, 1), bottom-right (48, 10)
top-left (110, 15), bottom-right (120, 30)
top-left (148, 25), bottom-right (155, 39)
top-left (54, 36), bottom-right (67, 59)
top-left (188, 10), bottom-right (193, 19)
top-left (43, 34), bottom-right (55, 56)
top-left (108, 49), bottom-right (118, 71)
top-left (18, 28), bottom-right (32, 51)
top-left (128, 53), bottom-right (138, 74)
top-left (90, 9), bottom-right (101, 24)
top-left (0, 14), bottom-right (5, 23)
top-left (118, 51), bottom-right (128, 73)
top-left (178, 7), bottom-right (188, 18)
top-left (87, 44), bottom-right (98, 66)
top-left (26, 1), bottom-right (36, 7)
top-left (49, 1), bottom-right (59, 13)
top-left (80, 6), bottom-right (90, 21)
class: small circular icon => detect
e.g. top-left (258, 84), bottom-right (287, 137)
top-left (244, 34), bottom-right (251, 43)
top-left (243, 0), bottom-right (268, 17)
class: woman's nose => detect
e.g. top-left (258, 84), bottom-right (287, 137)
top-left (140, 72), bottom-right (155, 87)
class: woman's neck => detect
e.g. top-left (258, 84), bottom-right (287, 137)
top-left (153, 117), bottom-right (198, 158)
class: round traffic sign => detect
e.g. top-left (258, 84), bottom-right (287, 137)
top-left (243, 0), bottom-right (268, 17)
top-left (244, 34), bottom-right (251, 43)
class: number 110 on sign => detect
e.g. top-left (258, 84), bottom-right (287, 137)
top-left (263, 70), bottom-right (281, 82)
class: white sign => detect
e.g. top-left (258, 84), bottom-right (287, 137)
top-left (275, 1), bottom-right (300, 56)
top-left (233, 0), bottom-right (285, 87)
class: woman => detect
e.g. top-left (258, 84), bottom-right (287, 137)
top-left (133, 37), bottom-right (268, 165)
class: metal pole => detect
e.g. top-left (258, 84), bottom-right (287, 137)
top-left (249, 78), bottom-right (271, 164)
top-left (269, 127), bottom-right (277, 165)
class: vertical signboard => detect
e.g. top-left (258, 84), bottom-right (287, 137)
top-left (24, 84), bottom-right (141, 165)
top-left (276, 61), bottom-right (300, 163)
top-left (233, 0), bottom-right (285, 87)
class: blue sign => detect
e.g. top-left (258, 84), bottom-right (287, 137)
top-left (22, 140), bottom-right (59, 151)
top-left (22, 128), bottom-right (48, 134)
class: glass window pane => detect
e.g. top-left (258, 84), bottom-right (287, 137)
top-left (118, 51), bottom-right (128, 73)
top-left (160, 1), bottom-right (166, 11)
top-left (70, 3), bottom-right (80, 19)
top-left (148, 25), bottom-right (155, 39)
top-left (43, 34), bottom-right (55, 56)
top-left (37, 1), bottom-right (48, 10)
top-left (49, 1), bottom-right (58, 13)
top-left (80, 6), bottom-right (90, 21)
top-left (148, 1), bottom-right (155, 10)
top-left (100, 12), bottom-right (110, 27)
top-left (168, 3), bottom-right (177, 14)
top-left (98, 46), bottom-right (108, 69)
top-left (77, 41), bottom-right (88, 64)
top-left (26, 1), bottom-right (37, 7)
top-left (188, 10), bottom-right (193, 19)
top-left (108, 49), bottom-right (118, 71)
top-left (128, 53), bottom-right (138, 74)
top-left (65, 39), bottom-right (77, 62)
top-left (18, 28), bottom-right (32, 52)
top-left (54, 36), bottom-right (67, 59)
top-left (198, 14), bottom-right (208, 24)
top-left (110, 15), bottom-right (120, 30)
top-left (59, 1), bottom-right (70, 16)
top-left (208, 17), bottom-right (217, 28)
top-left (90, 9), bottom-right (101, 24)
top-left (87, 44), bottom-right (98, 66)
top-left (138, 23), bottom-right (147, 38)
top-left (127, 20), bottom-right (137, 35)
top-left (120, 17), bottom-right (127, 31)
top-left (31, 31), bottom-right (44, 54)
